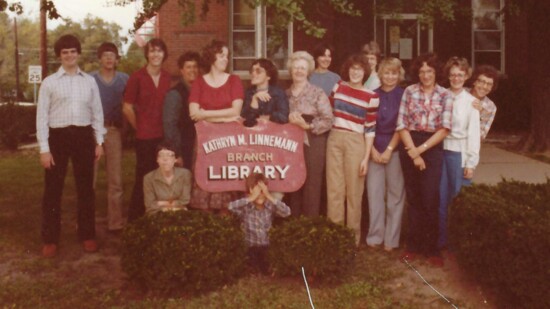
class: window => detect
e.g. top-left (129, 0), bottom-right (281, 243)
top-left (472, 0), bottom-right (504, 72)
top-left (231, 0), bottom-right (292, 75)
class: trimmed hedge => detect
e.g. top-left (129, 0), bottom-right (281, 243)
top-left (120, 211), bottom-right (247, 294)
top-left (268, 216), bottom-right (356, 281)
top-left (449, 180), bottom-right (550, 309)
top-left (0, 102), bottom-right (36, 150)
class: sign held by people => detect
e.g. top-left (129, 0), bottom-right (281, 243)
top-left (194, 120), bottom-right (306, 192)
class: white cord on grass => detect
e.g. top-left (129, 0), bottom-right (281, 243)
top-left (301, 267), bottom-right (315, 309)
top-left (402, 258), bottom-right (459, 309)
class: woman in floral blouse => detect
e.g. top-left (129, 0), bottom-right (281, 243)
top-left (286, 51), bottom-right (333, 217)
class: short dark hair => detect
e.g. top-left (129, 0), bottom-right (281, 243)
top-left (144, 38), bottom-right (168, 62)
top-left (97, 42), bottom-right (120, 59)
top-left (245, 173), bottom-right (267, 192)
top-left (312, 42), bottom-right (335, 68)
top-left (410, 53), bottom-right (442, 84)
top-left (54, 34), bottom-right (81, 57)
top-left (177, 51), bottom-right (201, 69)
top-left (201, 40), bottom-right (227, 68)
top-left (340, 53), bottom-right (371, 84)
top-left (156, 141), bottom-right (176, 155)
top-left (250, 58), bottom-right (278, 85)
top-left (469, 65), bottom-right (500, 93)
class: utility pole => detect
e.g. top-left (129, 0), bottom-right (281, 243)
top-left (40, 0), bottom-right (47, 78)
top-left (14, 17), bottom-right (20, 101)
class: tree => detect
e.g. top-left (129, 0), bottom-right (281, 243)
top-left (48, 15), bottom-right (126, 72)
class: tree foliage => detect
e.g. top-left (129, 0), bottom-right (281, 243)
top-left (0, 12), bottom-right (131, 100)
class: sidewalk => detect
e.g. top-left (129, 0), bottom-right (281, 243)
top-left (474, 142), bottom-right (550, 185)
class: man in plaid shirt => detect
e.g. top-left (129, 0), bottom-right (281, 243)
top-left (228, 173), bottom-right (290, 274)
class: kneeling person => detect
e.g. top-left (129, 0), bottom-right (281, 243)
top-left (144, 143), bottom-right (192, 215)
top-left (228, 173), bottom-right (291, 274)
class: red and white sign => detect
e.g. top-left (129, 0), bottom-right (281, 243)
top-left (194, 120), bottom-right (306, 192)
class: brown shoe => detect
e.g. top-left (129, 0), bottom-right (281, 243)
top-left (42, 244), bottom-right (57, 258)
top-left (83, 239), bottom-right (99, 253)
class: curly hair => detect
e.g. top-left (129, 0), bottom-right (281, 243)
top-left (201, 40), bottom-right (227, 68)
top-left (287, 51), bottom-right (315, 76)
top-left (177, 51), bottom-right (201, 69)
top-left (340, 53), bottom-right (371, 84)
top-left (250, 58), bottom-right (278, 85)
top-left (469, 65), bottom-right (500, 93)
top-left (410, 53), bottom-right (442, 84)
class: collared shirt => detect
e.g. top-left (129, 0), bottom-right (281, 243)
top-left (330, 81), bottom-right (379, 136)
top-left (479, 96), bottom-right (497, 140)
top-left (444, 89), bottom-right (480, 168)
top-left (396, 83), bottom-right (453, 132)
top-left (36, 66), bottom-right (105, 153)
top-left (143, 167), bottom-right (192, 215)
top-left (90, 71), bottom-right (129, 124)
top-left (228, 197), bottom-right (291, 246)
top-left (124, 66), bottom-right (172, 140)
top-left (373, 86), bottom-right (404, 153)
top-left (286, 82), bottom-right (334, 135)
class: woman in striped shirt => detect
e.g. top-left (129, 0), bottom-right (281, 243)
top-left (326, 53), bottom-right (380, 246)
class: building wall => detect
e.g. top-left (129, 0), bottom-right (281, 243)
top-left (158, 0), bottom-right (230, 76)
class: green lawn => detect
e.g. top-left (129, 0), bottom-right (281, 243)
top-left (0, 149), bottom-right (469, 309)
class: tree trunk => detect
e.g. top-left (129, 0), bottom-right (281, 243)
top-left (521, 1), bottom-right (550, 152)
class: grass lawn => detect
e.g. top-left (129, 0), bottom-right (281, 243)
top-left (0, 149), bottom-right (490, 308)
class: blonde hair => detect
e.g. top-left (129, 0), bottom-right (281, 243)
top-left (287, 51), bottom-right (315, 75)
top-left (378, 57), bottom-right (405, 83)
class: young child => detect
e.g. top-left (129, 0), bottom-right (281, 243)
top-left (228, 173), bottom-right (291, 274)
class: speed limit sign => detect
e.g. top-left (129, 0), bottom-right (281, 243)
top-left (28, 65), bottom-right (42, 84)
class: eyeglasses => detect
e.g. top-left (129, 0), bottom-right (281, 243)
top-left (449, 73), bottom-right (466, 79)
top-left (476, 79), bottom-right (494, 87)
top-left (158, 152), bottom-right (175, 159)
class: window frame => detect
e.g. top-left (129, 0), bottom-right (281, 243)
top-left (229, 0), bottom-right (293, 79)
top-left (471, 0), bottom-right (505, 72)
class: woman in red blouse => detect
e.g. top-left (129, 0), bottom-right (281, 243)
top-left (189, 40), bottom-right (244, 212)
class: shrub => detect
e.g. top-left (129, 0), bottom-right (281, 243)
top-left (268, 216), bottom-right (356, 281)
top-left (449, 180), bottom-right (550, 309)
top-left (120, 211), bottom-right (247, 294)
top-left (0, 101), bottom-right (36, 150)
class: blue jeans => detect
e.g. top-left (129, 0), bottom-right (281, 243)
top-left (399, 131), bottom-right (443, 257)
top-left (438, 150), bottom-right (463, 249)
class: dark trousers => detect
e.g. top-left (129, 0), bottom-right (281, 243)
top-left (248, 246), bottom-right (269, 274)
top-left (290, 132), bottom-right (327, 217)
top-left (128, 138), bottom-right (162, 222)
top-left (42, 126), bottom-right (96, 244)
top-left (399, 131), bottom-right (443, 257)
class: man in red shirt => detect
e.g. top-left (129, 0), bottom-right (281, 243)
top-left (123, 38), bottom-right (172, 221)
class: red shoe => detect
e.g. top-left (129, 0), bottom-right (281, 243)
top-left (42, 244), bottom-right (57, 258)
top-left (83, 239), bottom-right (99, 253)
top-left (427, 255), bottom-right (444, 267)
top-left (400, 251), bottom-right (418, 262)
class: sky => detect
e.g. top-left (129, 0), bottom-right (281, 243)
top-left (12, 0), bottom-right (143, 51)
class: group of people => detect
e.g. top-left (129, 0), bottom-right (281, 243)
top-left (37, 34), bottom-right (500, 271)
